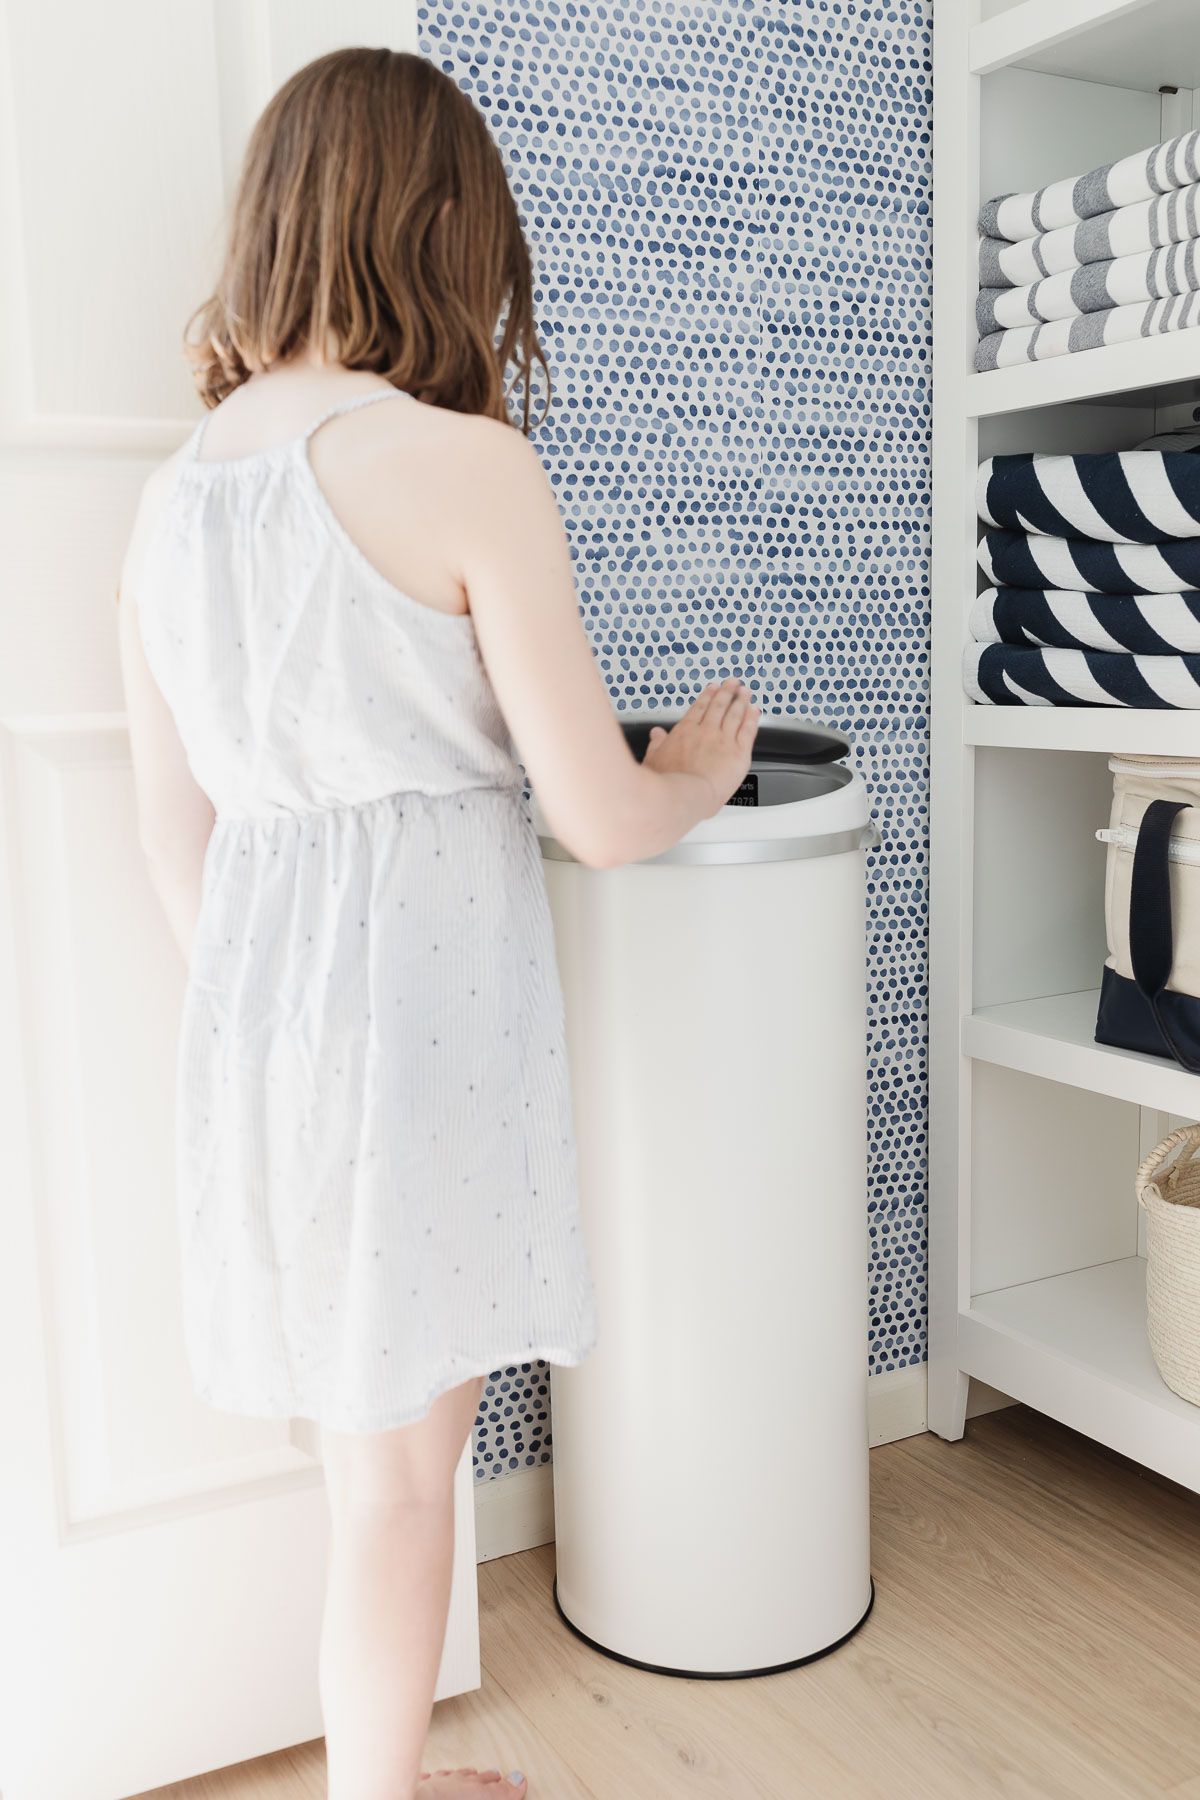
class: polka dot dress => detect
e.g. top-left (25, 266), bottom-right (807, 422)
top-left (136, 387), bottom-right (599, 1432)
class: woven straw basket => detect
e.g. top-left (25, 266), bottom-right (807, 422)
top-left (1135, 1123), bottom-right (1200, 1406)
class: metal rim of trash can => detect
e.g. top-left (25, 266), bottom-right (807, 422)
top-left (538, 820), bottom-right (880, 866)
top-left (551, 1575), bottom-right (876, 1680)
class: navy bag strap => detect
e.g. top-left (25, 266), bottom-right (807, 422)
top-left (1128, 796), bottom-right (1200, 1074)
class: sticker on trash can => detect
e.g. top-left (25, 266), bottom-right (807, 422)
top-left (728, 772), bottom-right (759, 808)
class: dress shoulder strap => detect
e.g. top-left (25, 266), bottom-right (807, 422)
top-left (300, 385), bottom-right (412, 441)
top-left (183, 383), bottom-right (411, 466)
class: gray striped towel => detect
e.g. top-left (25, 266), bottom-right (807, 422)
top-left (978, 181), bottom-right (1200, 288)
top-left (977, 240), bottom-right (1200, 336)
top-left (980, 130), bottom-right (1200, 241)
top-left (1132, 426), bottom-right (1200, 452)
top-left (975, 290), bottom-right (1200, 373)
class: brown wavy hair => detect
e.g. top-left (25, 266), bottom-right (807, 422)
top-left (185, 47), bottom-right (550, 430)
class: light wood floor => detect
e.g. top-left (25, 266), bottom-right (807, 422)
top-left (137, 1406), bottom-right (1200, 1800)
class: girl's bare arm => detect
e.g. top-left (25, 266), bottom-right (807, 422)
top-left (454, 421), bottom-right (759, 867)
top-left (115, 458), bottom-right (215, 962)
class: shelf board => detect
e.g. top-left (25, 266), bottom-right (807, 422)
top-left (964, 987), bottom-right (1200, 1113)
top-left (963, 704), bottom-right (1200, 755)
top-left (971, 0), bottom-right (1200, 91)
top-left (966, 329), bottom-right (1200, 418)
top-left (960, 1257), bottom-right (1200, 1492)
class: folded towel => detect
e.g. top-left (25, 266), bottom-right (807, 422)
top-left (980, 130), bottom-right (1200, 241)
top-left (979, 181), bottom-right (1200, 288)
top-left (971, 587), bottom-right (1200, 654)
top-left (1132, 425), bottom-right (1200, 452)
top-left (974, 290), bottom-right (1200, 373)
top-left (976, 449), bottom-right (1200, 545)
top-left (979, 529), bottom-right (1200, 595)
top-left (964, 642), bottom-right (1200, 707)
top-left (977, 240), bottom-right (1200, 336)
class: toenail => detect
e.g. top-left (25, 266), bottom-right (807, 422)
top-left (507, 1776), bottom-right (525, 1788)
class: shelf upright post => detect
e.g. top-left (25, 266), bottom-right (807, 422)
top-left (927, 0), bottom-right (982, 1441)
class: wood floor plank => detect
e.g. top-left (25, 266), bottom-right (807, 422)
top-left (934, 1407), bottom-right (1200, 1567)
top-left (867, 1446), bottom-right (1168, 1796)
top-left (475, 1543), bottom-right (827, 1800)
top-left (130, 1408), bottom-right (1200, 1800)
top-left (886, 1418), bottom-right (1200, 1794)
top-left (422, 1629), bottom-right (596, 1800)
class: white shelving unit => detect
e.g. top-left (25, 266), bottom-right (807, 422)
top-left (930, 0), bottom-right (1200, 1494)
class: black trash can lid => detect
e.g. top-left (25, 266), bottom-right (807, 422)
top-left (618, 711), bottom-right (849, 767)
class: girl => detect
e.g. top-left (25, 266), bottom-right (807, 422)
top-left (116, 46), bottom-right (758, 1800)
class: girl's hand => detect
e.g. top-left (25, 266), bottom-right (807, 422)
top-left (642, 678), bottom-right (761, 815)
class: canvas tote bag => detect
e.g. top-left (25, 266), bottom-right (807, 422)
top-left (1095, 754), bottom-right (1200, 1072)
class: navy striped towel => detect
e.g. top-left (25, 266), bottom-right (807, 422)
top-left (978, 529), bottom-right (1200, 595)
top-left (977, 449), bottom-right (1200, 545)
top-left (963, 642), bottom-right (1200, 707)
top-left (971, 587), bottom-right (1200, 654)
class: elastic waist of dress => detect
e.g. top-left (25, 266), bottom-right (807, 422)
top-left (212, 783), bottom-right (528, 827)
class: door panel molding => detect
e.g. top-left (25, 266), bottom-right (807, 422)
top-left (4, 718), bottom-right (321, 1539)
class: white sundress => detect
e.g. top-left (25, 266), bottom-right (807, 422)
top-left (136, 385), bottom-right (599, 1432)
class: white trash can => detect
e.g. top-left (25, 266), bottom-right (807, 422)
top-left (532, 713), bottom-right (878, 1678)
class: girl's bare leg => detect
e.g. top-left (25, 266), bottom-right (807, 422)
top-left (319, 1375), bottom-right (528, 1800)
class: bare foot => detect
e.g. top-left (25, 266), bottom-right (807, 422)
top-left (416, 1770), bottom-right (527, 1798)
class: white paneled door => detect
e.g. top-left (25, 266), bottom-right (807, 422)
top-left (0, 6), bottom-right (480, 1797)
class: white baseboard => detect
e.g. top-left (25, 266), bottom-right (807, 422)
top-left (473, 1462), bottom-right (556, 1563)
top-left (866, 1362), bottom-right (928, 1446)
top-left (862, 1365), bottom-right (1014, 1441)
top-left (475, 1363), bottom-right (1010, 1563)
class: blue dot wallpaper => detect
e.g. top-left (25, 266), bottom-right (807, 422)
top-left (417, 0), bottom-right (933, 1481)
